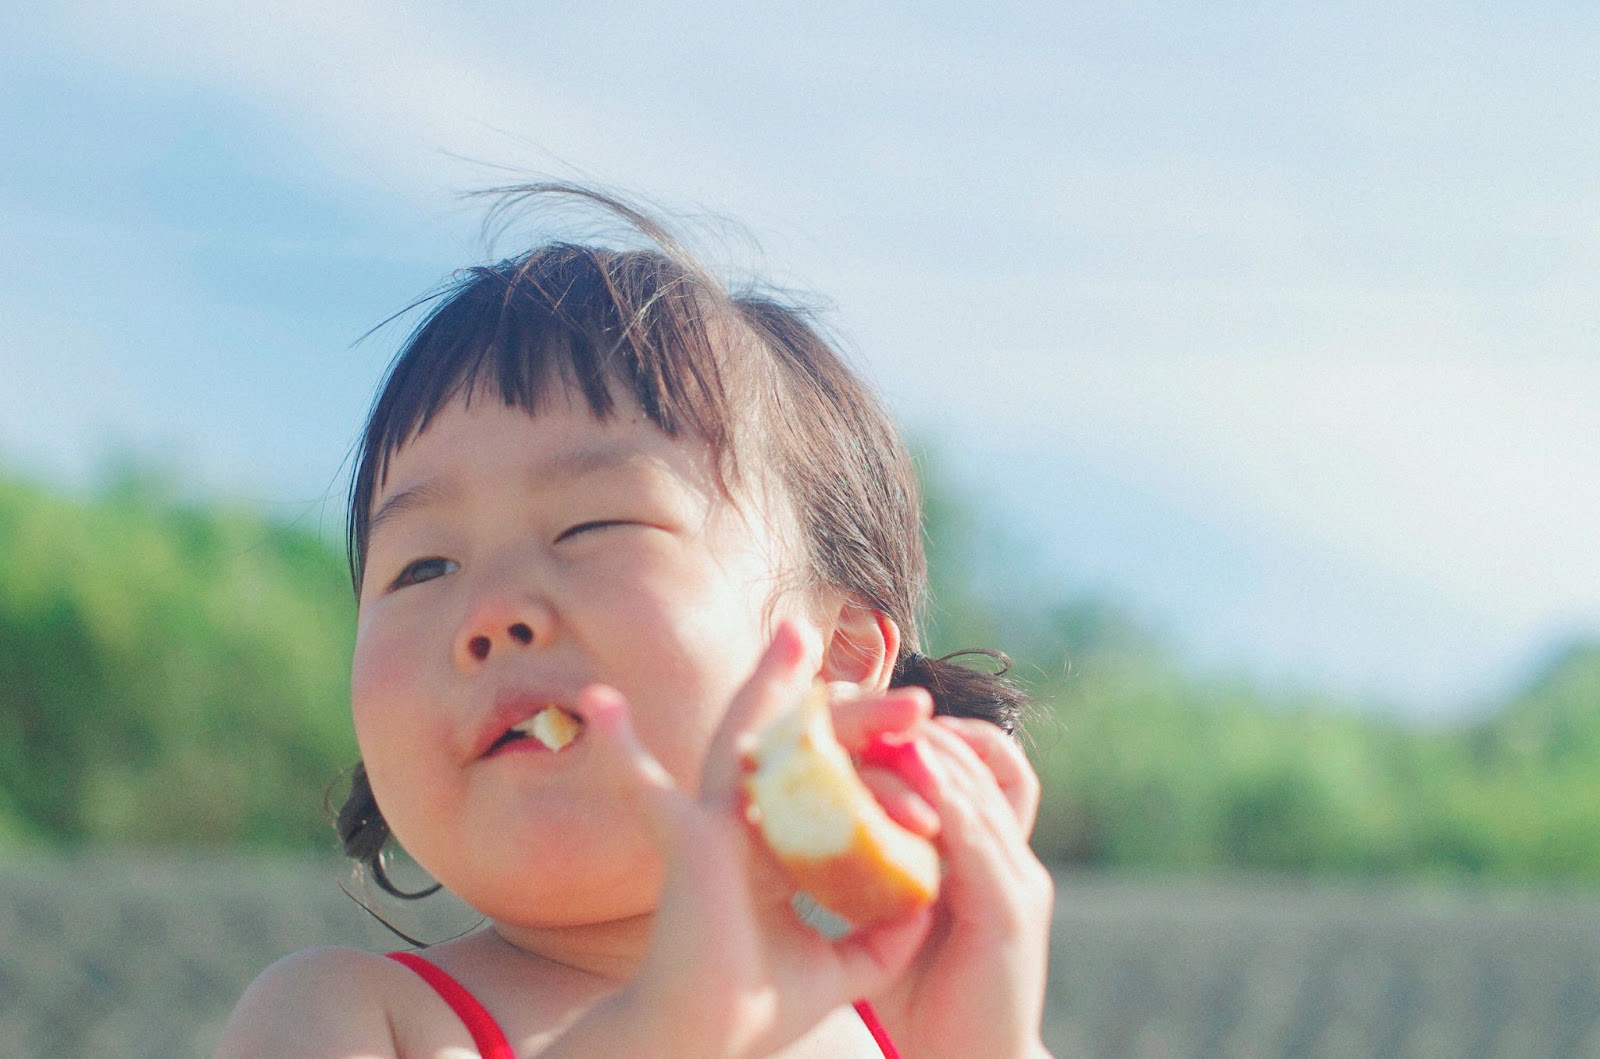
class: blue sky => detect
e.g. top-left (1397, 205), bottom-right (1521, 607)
top-left (4, 2), bottom-right (1598, 718)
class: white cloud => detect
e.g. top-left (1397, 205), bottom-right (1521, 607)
top-left (931, 349), bottom-right (1600, 630)
top-left (43, 0), bottom-right (827, 239)
top-left (48, 1), bottom-right (649, 205)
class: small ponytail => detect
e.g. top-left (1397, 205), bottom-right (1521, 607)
top-left (333, 763), bottom-right (439, 901)
top-left (892, 648), bottom-right (1028, 736)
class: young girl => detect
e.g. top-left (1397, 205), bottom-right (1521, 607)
top-left (218, 186), bottom-right (1054, 1058)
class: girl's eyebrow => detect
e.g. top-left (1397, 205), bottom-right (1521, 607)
top-left (367, 479), bottom-right (456, 543)
top-left (367, 442), bottom-right (663, 542)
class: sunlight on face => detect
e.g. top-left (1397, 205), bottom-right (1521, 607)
top-left (348, 388), bottom-right (820, 927)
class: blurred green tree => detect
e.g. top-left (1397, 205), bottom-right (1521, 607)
top-left (0, 466), bottom-right (355, 848)
top-left (2, 454), bottom-right (1597, 883)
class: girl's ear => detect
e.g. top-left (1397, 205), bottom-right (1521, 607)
top-left (817, 596), bottom-right (901, 694)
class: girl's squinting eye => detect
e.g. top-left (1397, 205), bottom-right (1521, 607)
top-left (556, 520), bottom-right (632, 543)
top-left (390, 556), bottom-right (459, 590)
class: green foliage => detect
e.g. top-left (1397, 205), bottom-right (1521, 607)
top-left (912, 448), bottom-right (1600, 883)
top-left (1011, 596), bottom-right (1600, 883)
top-left (3, 454), bottom-right (1599, 885)
top-left (0, 467), bottom-right (355, 849)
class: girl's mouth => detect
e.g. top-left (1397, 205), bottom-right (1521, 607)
top-left (488, 705), bottom-right (584, 755)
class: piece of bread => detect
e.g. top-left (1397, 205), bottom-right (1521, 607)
top-left (743, 682), bottom-right (940, 928)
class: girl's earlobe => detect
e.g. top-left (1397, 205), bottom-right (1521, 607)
top-left (818, 598), bottom-right (900, 693)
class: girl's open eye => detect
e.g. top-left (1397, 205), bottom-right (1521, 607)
top-left (389, 556), bottom-right (459, 590)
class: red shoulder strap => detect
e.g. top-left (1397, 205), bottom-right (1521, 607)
top-left (853, 999), bottom-right (901, 1058)
top-left (387, 951), bottom-right (515, 1059)
top-left (387, 951), bottom-right (893, 1059)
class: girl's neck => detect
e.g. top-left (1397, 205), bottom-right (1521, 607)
top-left (484, 911), bottom-right (656, 985)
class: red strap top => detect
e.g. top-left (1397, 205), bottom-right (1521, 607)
top-left (386, 951), bottom-right (515, 1059)
top-left (385, 951), bottom-right (898, 1057)
top-left (852, 997), bottom-right (902, 1058)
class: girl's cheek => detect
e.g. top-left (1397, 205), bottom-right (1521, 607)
top-left (349, 627), bottom-right (424, 733)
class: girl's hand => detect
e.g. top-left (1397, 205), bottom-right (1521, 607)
top-left (867, 714), bottom-right (1056, 1059)
top-left (571, 622), bottom-right (935, 1058)
top-left (702, 654), bottom-right (1055, 1059)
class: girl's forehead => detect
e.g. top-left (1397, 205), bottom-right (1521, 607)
top-left (368, 390), bottom-right (798, 551)
top-left (380, 390), bottom-right (697, 488)
top-left (380, 401), bottom-right (780, 539)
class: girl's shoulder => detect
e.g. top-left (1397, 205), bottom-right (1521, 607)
top-left (214, 946), bottom-right (445, 1058)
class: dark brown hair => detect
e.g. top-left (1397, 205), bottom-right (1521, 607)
top-left (337, 185), bottom-right (1028, 894)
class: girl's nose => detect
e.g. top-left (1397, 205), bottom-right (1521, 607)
top-left (453, 597), bottom-right (553, 670)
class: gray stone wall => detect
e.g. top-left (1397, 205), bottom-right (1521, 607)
top-left (3, 855), bottom-right (1599, 1058)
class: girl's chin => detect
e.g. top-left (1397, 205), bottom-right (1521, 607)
top-left (450, 847), bottom-right (664, 923)
top-left (473, 885), bottom-right (663, 937)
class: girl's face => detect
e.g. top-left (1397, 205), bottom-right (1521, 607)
top-left (351, 387), bottom-right (821, 928)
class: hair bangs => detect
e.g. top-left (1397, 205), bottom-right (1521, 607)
top-left (346, 243), bottom-right (745, 592)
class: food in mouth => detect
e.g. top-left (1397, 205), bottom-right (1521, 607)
top-left (743, 682), bottom-right (940, 929)
top-left (497, 706), bottom-right (583, 752)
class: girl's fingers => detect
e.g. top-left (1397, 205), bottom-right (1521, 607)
top-left (931, 715), bottom-right (1041, 836)
top-left (829, 685), bottom-right (933, 750)
top-left (920, 722), bottom-right (1016, 847)
top-left (858, 765), bottom-right (940, 838)
top-left (832, 687), bottom-right (941, 834)
top-left (918, 721), bottom-right (1045, 895)
top-left (829, 904), bottom-right (935, 996)
top-left (577, 683), bottom-right (692, 844)
top-left (859, 731), bottom-right (939, 802)
top-left (582, 683), bottom-right (793, 936)
top-left (579, 683), bottom-right (672, 790)
top-left (699, 620), bottom-right (819, 814)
